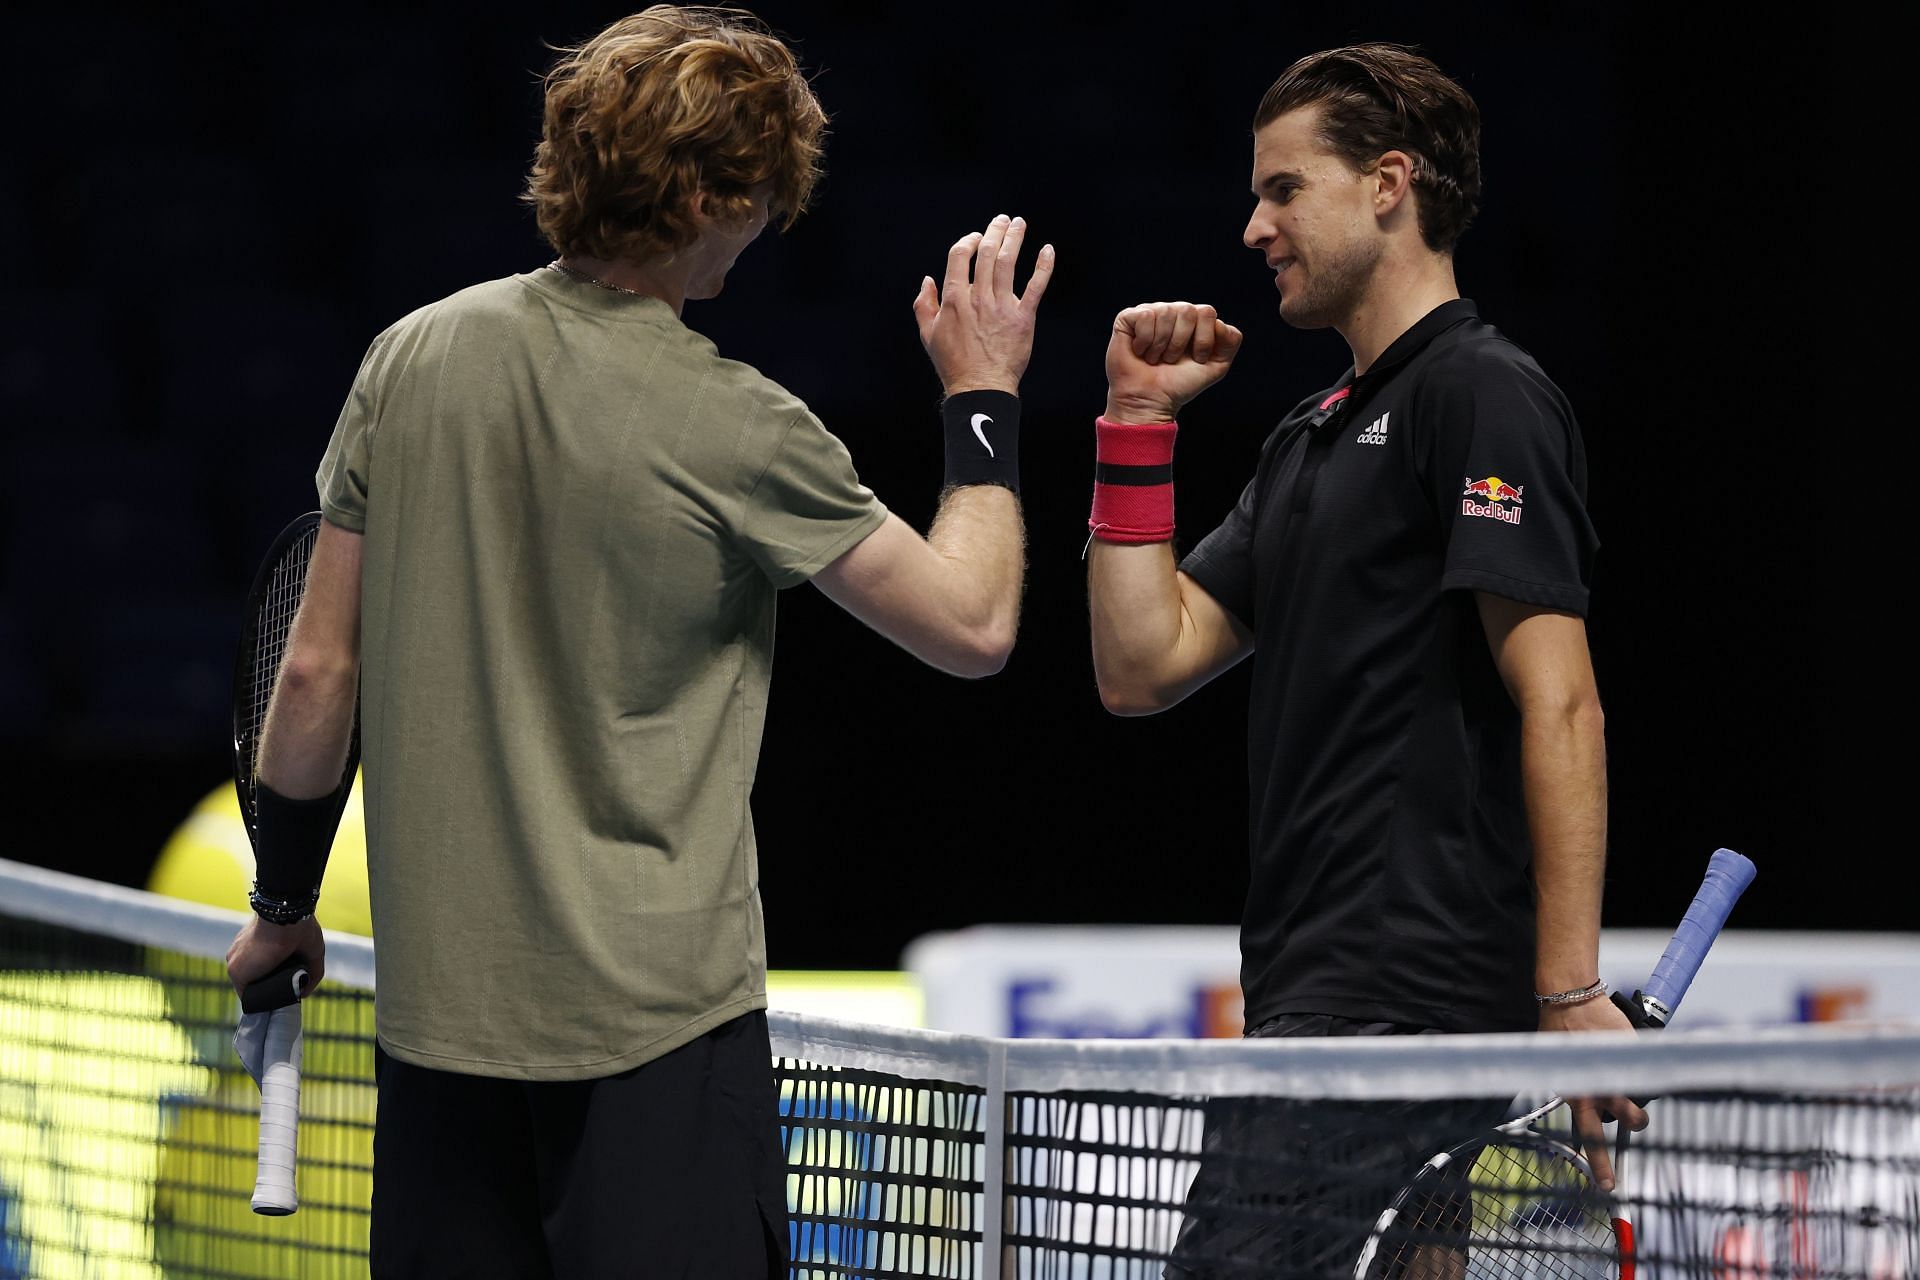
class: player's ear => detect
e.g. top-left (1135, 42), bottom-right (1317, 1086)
top-left (1373, 150), bottom-right (1415, 221)
top-left (687, 188), bottom-right (755, 236)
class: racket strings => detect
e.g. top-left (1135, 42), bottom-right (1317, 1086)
top-left (240, 524), bottom-right (319, 819)
top-left (1471, 1141), bottom-right (1616, 1280)
top-left (1371, 1138), bottom-right (1617, 1280)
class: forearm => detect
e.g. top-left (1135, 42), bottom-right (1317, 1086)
top-left (1088, 542), bottom-right (1189, 712)
top-left (925, 484), bottom-right (1025, 653)
top-left (257, 650), bottom-right (358, 799)
top-left (229, 632), bottom-right (352, 982)
top-left (810, 492), bottom-right (1023, 678)
top-left (1525, 698), bottom-right (1609, 993)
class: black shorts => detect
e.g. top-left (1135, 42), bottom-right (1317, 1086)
top-left (370, 1009), bottom-right (788, 1279)
top-left (1165, 1013), bottom-right (1509, 1280)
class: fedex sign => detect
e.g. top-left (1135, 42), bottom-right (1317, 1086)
top-left (1007, 979), bottom-right (1243, 1039)
top-left (907, 926), bottom-right (1920, 1039)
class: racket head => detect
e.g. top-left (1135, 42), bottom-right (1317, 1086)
top-left (231, 511), bottom-right (360, 850)
top-left (1355, 1103), bottom-right (1623, 1280)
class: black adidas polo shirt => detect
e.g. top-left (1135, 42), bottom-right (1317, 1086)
top-left (1181, 299), bottom-right (1597, 1034)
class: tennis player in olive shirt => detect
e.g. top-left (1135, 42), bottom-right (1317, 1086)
top-left (223, 8), bottom-right (1052, 1275)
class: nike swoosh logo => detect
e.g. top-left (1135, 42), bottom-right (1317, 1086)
top-left (971, 413), bottom-right (996, 457)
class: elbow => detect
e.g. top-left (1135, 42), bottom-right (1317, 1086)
top-left (951, 622), bottom-right (1016, 679)
top-left (1563, 690), bottom-right (1605, 732)
top-left (277, 650), bottom-right (358, 702)
top-left (1091, 647), bottom-right (1179, 716)
top-left (1096, 676), bottom-right (1171, 717)
top-left (1520, 689), bottom-right (1605, 735)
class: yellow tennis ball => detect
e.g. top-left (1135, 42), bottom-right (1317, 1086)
top-left (148, 774), bottom-right (372, 937)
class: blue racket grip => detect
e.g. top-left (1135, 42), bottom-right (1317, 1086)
top-left (1639, 849), bottom-right (1756, 1025)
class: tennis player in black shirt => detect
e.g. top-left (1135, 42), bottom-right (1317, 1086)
top-left (1083, 44), bottom-right (1646, 1277)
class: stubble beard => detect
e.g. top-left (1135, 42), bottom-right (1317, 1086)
top-left (1278, 236), bottom-right (1381, 331)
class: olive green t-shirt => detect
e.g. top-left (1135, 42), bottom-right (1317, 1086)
top-left (317, 268), bottom-right (887, 1080)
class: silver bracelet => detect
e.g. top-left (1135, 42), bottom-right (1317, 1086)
top-left (1535, 978), bottom-right (1608, 1007)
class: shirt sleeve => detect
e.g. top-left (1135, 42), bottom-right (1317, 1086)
top-left (1179, 474), bottom-right (1259, 629)
top-left (735, 405), bottom-right (888, 589)
top-left (315, 334), bottom-right (392, 533)
top-left (1416, 347), bottom-right (1599, 615)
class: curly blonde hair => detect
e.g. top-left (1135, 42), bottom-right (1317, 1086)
top-left (524, 6), bottom-right (826, 263)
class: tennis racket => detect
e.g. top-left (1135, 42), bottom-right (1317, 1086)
top-left (232, 510), bottom-right (361, 1216)
top-left (1352, 848), bottom-right (1759, 1280)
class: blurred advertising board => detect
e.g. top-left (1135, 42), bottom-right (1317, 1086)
top-left (766, 970), bottom-right (923, 1027)
top-left (904, 926), bottom-right (1920, 1038)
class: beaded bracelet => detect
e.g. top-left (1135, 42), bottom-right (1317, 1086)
top-left (249, 884), bottom-right (318, 927)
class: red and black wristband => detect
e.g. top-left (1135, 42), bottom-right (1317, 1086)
top-left (1088, 417), bottom-right (1178, 544)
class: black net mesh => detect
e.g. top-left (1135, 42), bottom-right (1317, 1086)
top-left (5, 890), bottom-right (1917, 1280)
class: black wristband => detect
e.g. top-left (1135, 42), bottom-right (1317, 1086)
top-left (941, 390), bottom-right (1020, 494)
top-left (251, 781), bottom-right (342, 910)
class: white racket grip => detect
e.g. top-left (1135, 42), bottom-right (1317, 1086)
top-left (251, 1004), bottom-right (303, 1215)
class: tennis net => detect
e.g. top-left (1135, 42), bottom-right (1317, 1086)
top-left (4, 856), bottom-right (1917, 1280)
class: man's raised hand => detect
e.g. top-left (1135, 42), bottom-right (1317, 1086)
top-left (913, 214), bottom-right (1056, 396)
top-left (1104, 301), bottom-right (1243, 425)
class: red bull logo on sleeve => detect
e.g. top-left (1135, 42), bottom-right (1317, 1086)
top-left (1462, 475), bottom-right (1524, 524)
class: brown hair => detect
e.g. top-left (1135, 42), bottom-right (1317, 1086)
top-left (1253, 44), bottom-right (1481, 253)
top-left (524, 6), bottom-right (827, 263)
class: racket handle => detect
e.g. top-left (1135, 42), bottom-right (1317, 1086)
top-left (1638, 848), bottom-right (1757, 1026)
top-left (241, 956), bottom-right (307, 1015)
top-left (251, 1004), bottom-right (302, 1215)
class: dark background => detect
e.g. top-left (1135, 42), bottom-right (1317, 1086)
top-left (1, 6), bottom-right (1849, 962)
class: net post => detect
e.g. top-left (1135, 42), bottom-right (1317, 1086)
top-left (981, 1037), bottom-right (1007, 1280)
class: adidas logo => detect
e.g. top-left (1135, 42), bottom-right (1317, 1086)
top-left (1355, 411), bottom-right (1390, 446)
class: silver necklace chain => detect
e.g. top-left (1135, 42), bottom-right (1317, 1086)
top-left (547, 258), bottom-right (648, 298)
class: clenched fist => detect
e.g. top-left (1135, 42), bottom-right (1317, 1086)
top-left (1104, 301), bottom-right (1243, 425)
